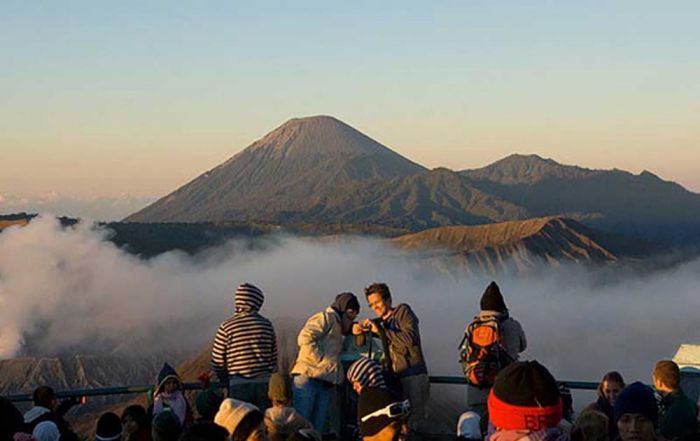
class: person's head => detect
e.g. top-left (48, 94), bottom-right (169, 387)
top-left (96, 412), bottom-right (122, 441)
top-left (196, 388), bottom-right (223, 421)
top-left (152, 410), bottom-right (182, 441)
top-left (177, 421), bottom-right (229, 441)
top-left (598, 371), bottom-right (625, 405)
top-left (32, 386), bottom-right (57, 410)
top-left (456, 411), bottom-right (481, 441)
top-left (121, 405), bottom-right (148, 436)
top-left (235, 282), bottom-right (265, 314)
top-left (487, 360), bottom-right (562, 432)
top-left (358, 387), bottom-right (409, 441)
top-left (214, 398), bottom-right (267, 441)
top-left (267, 373), bottom-right (291, 407)
top-left (32, 421), bottom-right (59, 441)
top-left (156, 363), bottom-right (183, 395)
top-left (614, 382), bottom-right (658, 441)
top-left (571, 410), bottom-right (608, 441)
top-left (652, 360), bottom-right (680, 394)
top-left (347, 357), bottom-right (386, 395)
top-left (364, 283), bottom-right (392, 319)
top-left (332, 292), bottom-right (360, 334)
top-left (480, 281), bottom-right (507, 313)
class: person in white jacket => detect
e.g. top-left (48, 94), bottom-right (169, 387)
top-left (291, 292), bottom-right (359, 432)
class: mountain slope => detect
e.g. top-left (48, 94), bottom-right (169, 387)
top-left (125, 116), bottom-right (425, 222)
top-left (391, 217), bottom-right (617, 274)
top-left (461, 154), bottom-right (700, 243)
top-left (268, 168), bottom-right (529, 229)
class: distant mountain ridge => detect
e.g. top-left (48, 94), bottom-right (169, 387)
top-left (391, 216), bottom-right (617, 275)
top-left (125, 116), bottom-right (700, 246)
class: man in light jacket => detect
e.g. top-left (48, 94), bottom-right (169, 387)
top-left (291, 292), bottom-right (360, 432)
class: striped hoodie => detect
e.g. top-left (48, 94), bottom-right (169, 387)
top-left (346, 356), bottom-right (387, 389)
top-left (211, 283), bottom-right (278, 379)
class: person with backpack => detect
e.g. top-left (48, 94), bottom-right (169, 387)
top-left (458, 281), bottom-right (526, 419)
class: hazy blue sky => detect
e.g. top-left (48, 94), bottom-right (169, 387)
top-left (1, 1), bottom-right (699, 201)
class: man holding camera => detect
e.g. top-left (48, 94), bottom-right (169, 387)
top-left (353, 283), bottom-right (429, 441)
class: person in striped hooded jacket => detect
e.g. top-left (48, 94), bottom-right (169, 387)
top-left (211, 282), bottom-right (278, 409)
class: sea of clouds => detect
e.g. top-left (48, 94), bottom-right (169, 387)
top-left (1, 215), bottom-right (699, 391)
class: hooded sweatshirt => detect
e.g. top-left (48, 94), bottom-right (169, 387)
top-left (211, 283), bottom-right (278, 379)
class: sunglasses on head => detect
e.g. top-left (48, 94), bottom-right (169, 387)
top-left (361, 399), bottom-right (411, 422)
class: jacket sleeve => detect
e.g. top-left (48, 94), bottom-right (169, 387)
top-left (297, 311), bottom-right (330, 362)
top-left (382, 305), bottom-right (420, 352)
top-left (515, 319), bottom-right (527, 352)
top-left (211, 323), bottom-right (229, 380)
top-left (270, 322), bottom-right (279, 372)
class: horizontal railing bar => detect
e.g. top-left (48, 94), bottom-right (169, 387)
top-left (3, 377), bottom-right (599, 403)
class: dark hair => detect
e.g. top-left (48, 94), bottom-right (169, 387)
top-left (597, 371), bottom-right (624, 397)
top-left (121, 404), bottom-right (149, 428)
top-left (364, 283), bottom-right (391, 302)
top-left (32, 386), bottom-right (56, 408)
top-left (653, 360), bottom-right (681, 389)
top-left (231, 410), bottom-right (264, 441)
top-left (178, 422), bottom-right (229, 441)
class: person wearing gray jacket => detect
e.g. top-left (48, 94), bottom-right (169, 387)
top-left (356, 283), bottom-right (429, 441)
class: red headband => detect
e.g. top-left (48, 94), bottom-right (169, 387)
top-left (488, 389), bottom-right (562, 431)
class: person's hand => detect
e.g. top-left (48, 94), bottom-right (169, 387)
top-left (361, 319), bottom-right (379, 334)
top-left (351, 323), bottom-right (364, 335)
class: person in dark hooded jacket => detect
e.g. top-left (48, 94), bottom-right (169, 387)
top-left (211, 282), bottom-right (278, 409)
top-left (463, 281), bottom-right (527, 418)
top-left (291, 292), bottom-right (360, 432)
top-left (23, 386), bottom-right (80, 441)
top-left (583, 371), bottom-right (624, 440)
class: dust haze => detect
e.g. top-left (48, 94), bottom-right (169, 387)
top-left (1, 216), bottom-right (698, 390)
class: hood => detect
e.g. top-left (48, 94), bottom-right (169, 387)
top-left (330, 292), bottom-right (359, 316)
top-left (156, 362), bottom-right (182, 393)
top-left (235, 282), bottom-right (264, 313)
top-left (23, 406), bottom-right (51, 424)
top-left (480, 281), bottom-right (507, 313)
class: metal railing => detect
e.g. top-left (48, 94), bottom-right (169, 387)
top-left (4, 376), bottom-right (598, 403)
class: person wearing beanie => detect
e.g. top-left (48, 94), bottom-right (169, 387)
top-left (31, 422), bottom-right (59, 441)
top-left (120, 405), bottom-right (149, 441)
top-left (613, 382), bottom-right (657, 441)
top-left (457, 411), bottom-right (482, 440)
top-left (291, 292), bottom-right (360, 432)
top-left (354, 283), bottom-right (429, 441)
top-left (486, 361), bottom-right (566, 440)
top-left (461, 281), bottom-right (527, 419)
top-left (582, 371), bottom-right (624, 440)
top-left (264, 373), bottom-right (312, 439)
top-left (152, 410), bottom-right (181, 441)
top-left (652, 360), bottom-right (698, 440)
top-left (95, 412), bottom-right (122, 441)
top-left (214, 398), bottom-right (267, 441)
top-left (212, 282), bottom-right (278, 409)
top-left (357, 387), bottom-right (409, 441)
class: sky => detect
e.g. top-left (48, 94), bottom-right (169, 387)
top-left (1, 1), bottom-right (699, 211)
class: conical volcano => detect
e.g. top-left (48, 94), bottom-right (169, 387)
top-left (125, 115), bottom-right (425, 223)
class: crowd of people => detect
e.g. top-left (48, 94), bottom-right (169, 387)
top-left (1, 281), bottom-right (699, 441)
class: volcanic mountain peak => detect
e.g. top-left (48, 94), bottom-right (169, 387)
top-left (462, 153), bottom-right (595, 184)
top-left (241, 115), bottom-right (421, 165)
